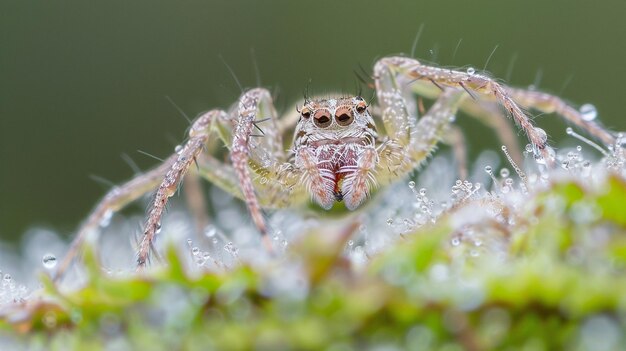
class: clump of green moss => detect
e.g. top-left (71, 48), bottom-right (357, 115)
top-left (1, 168), bottom-right (625, 350)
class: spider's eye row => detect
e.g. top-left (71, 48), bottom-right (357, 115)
top-left (313, 110), bottom-right (332, 128)
top-left (301, 108), bottom-right (311, 118)
top-left (335, 106), bottom-right (354, 126)
top-left (356, 102), bottom-right (367, 113)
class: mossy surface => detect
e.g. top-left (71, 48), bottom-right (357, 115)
top-left (1, 175), bottom-right (625, 350)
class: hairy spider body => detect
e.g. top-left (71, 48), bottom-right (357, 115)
top-left (55, 56), bottom-right (620, 279)
top-left (294, 97), bottom-right (379, 210)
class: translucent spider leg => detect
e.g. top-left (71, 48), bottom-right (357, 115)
top-left (136, 110), bottom-right (225, 268)
top-left (375, 58), bottom-right (465, 178)
top-left (54, 155), bottom-right (177, 280)
top-left (408, 90), bottom-right (465, 164)
top-left (441, 125), bottom-right (469, 180)
top-left (375, 56), bottom-right (555, 164)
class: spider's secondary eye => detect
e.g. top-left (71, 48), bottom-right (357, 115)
top-left (301, 108), bottom-right (311, 118)
top-left (356, 102), bottom-right (367, 113)
top-left (335, 106), bottom-right (354, 126)
top-left (313, 110), bottom-right (332, 128)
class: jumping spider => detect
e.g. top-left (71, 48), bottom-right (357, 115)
top-left (55, 56), bottom-right (618, 279)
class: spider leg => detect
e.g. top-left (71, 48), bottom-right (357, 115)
top-left (230, 88), bottom-right (285, 248)
top-left (407, 89), bottom-right (465, 165)
top-left (507, 88), bottom-right (617, 147)
top-left (182, 171), bottom-right (210, 236)
top-left (375, 56), bottom-right (555, 165)
top-left (441, 125), bottom-right (469, 180)
top-left (136, 110), bottom-right (226, 269)
top-left (54, 154), bottom-right (177, 281)
top-left (374, 88), bottom-right (465, 182)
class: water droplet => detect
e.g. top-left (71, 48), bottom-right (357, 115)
top-left (3, 273), bottom-right (12, 283)
top-left (186, 238), bottom-right (193, 247)
top-left (175, 145), bottom-right (183, 154)
top-left (348, 240), bottom-right (354, 247)
top-left (500, 168), bottom-right (510, 178)
top-left (260, 177), bottom-right (268, 184)
top-left (386, 218), bottom-right (394, 225)
top-left (566, 127), bottom-right (574, 135)
top-left (205, 227), bottom-right (217, 237)
top-left (99, 210), bottom-right (113, 227)
top-left (224, 242), bottom-right (239, 256)
top-left (212, 238), bottom-right (218, 244)
top-left (419, 188), bottom-right (427, 196)
top-left (408, 181), bottom-right (416, 189)
top-left (42, 254), bottom-right (57, 269)
top-left (191, 247), bottom-right (200, 256)
top-left (525, 144), bottom-right (533, 153)
top-left (579, 103), bottom-right (597, 121)
top-left (466, 67), bottom-right (475, 75)
top-left (451, 237), bottom-right (461, 246)
top-left (155, 222), bottom-right (162, 234)
top-left (535, 127), bottom-right (548, 144)
top-left (484, 165), bottom-right (493, 174)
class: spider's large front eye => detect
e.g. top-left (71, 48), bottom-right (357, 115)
top-left (313, 110), bottom-right (332, 128)
top-left (356, 101), bottom-right (367, 114)
top-left (335, 106), bottom-right (354, 126)
top-left (301, 107), bottom-right (311, 119)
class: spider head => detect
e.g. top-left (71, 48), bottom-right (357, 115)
top-left (295, 96), bottom-right (376, 148)
top-left (293, 96), bottom-right (379, 211)
top-left (298, 96), bottom-right (369, 130)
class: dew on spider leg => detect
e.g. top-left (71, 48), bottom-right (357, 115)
top-left (466, 67), bottom-right (476, 75)
top-left (579, 103), bottom-right (597, 121)
top-left (100, 210), bottom-right (113, 228)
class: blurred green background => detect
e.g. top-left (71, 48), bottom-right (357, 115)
top-left (1, 0), bottom-right (625, 242)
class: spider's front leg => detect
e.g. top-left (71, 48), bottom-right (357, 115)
top-left (374, 58), bottom-right (465, 179)
top-left (212, 88), bottom-right (303, 249)
top-left (375, 56), bottom-right (555, 165)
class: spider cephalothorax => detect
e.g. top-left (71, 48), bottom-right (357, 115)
top-left (55, 56), bottom-right (620, 278)
top-left (293, 96), bottom-right (379, 210)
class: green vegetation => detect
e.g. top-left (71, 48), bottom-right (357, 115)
top-left (1, 174), bottom-right (625, 350)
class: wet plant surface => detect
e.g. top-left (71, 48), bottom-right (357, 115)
top-left (1, 142), bottom-right (625, 350)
